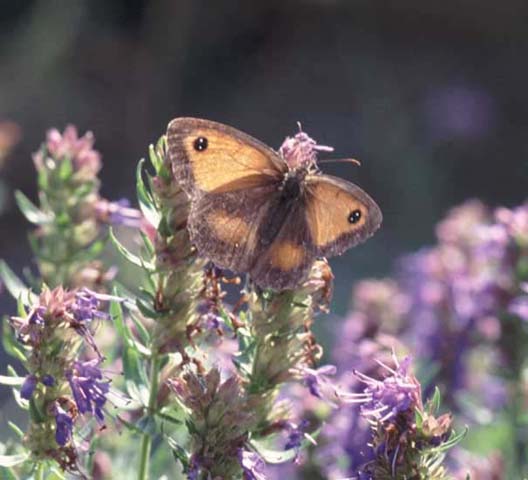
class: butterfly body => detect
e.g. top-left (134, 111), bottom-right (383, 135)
top-left (167, 118), bottom-right (382, 290)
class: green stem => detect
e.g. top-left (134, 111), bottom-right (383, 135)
top-left (35, 462), bottom-right (45, 480)
top-left (137, 354), bottom-right (161, 480)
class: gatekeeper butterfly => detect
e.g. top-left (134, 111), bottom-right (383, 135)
top-left (167, 118), bottom-right (382, 290)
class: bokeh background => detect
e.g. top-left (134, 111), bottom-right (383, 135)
top-left (1, 0), bottom-right (527, 412)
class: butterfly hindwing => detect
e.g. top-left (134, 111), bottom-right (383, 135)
top-left (250, 199), bottom-right (314, 290)
top-left (304, 174), bottom-right (382, 257)
top-left (166, 118), bottom-right (286, 197)
top-left (188, 184), bottom-right (279, 274)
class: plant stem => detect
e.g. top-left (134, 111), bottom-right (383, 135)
top-left (138, 354), bottom-right (160, 480)
top-left (35, 462), bottom-right (45, 480)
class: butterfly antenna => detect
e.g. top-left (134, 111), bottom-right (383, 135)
top-left (318, 158), bottom-right (362, 167)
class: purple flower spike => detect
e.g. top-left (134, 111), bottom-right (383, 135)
top-left (54, 404), bottom-right (74, 446)
top-left (66, 359), bottom-right (110, 423)
top-left (238, 449), bottom-right (268, 480)
top-left (20, 375), bottom-right (38, 400)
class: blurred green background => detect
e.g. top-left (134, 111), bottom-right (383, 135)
top-left (0, 0), bottom-right (527, 392)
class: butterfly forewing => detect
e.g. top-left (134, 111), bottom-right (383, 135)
top-left (166, 118), bottom-right (286, 197)
top-left (304, 174), bottom-right (382, 257)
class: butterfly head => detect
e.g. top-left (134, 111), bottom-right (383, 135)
top-left (279, 125), bottom-right (333, 174)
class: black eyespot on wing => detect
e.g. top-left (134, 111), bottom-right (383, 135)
top-left (193, 137), bottom-right (208, 151)
top-left (348, 209), bottom-right (361, 224)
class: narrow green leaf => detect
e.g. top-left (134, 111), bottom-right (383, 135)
top-left (148, 143), bottom-right (162, 172)
top-left (14, 191), bottom-right (51, 225)
top-left (0, 375), bottom-right (25, 386)
top-left (136, 158), bottom-right (160, 229)
top-left (156, 412), bottom-right (182, 425)
top-left (0, 452), bottom-right (29, 467)
top-left (136, 298), bottom-right (164, 319)
top-left (431, 386), bottom-right (441, 414)
top-left (129, 311), bottom-right (151, 345)
top-left (2, 320), bottom-right (27, 363)
top-left (7, 422), bottom-right (24, 440)
top-left (0, 261), bottom-right (36, 304)
top-left (109, 228), bottom-right (152, 269)
top-left (0, 466), bottom-right (18, 479)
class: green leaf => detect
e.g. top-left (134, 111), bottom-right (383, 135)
top-left (139, 230), bottom-right (155, 258)
top-left (0, 261), bottom-right (36, 304)
top-left (2, 319), bottom-right (27, 363)
top-left (109, 228), bottom-right (153, 270)
top-left (0, 375), bottom-right (25, 386)
top-left (156, 412), bottom-right (182, 426)
top-left (7, 422), bottom-right (24, 440)
top-left (166, 436), bottom-right (189, 469)
top-left (0, 466), bottom-right (18, 479)
top-left (136, 158), bottom-right (160, 229)
top-left (136, 298), bottom-right (164, 319)
top-left (8, 367), bottom-right (28, 411)
top-left (0, 452), bottom-right (29, 467)
top-left (14, 191), bottom-right (51, 225)
top-left (111, 298), bottom-right (151, 357)
top-left (430, 386), bottom-right (441, 414)
top-left (148, 142), bottom-right (163, 173)
top-left (129, 311), bottom-right (151, 345)
top-left (57, 157), bottom-right (73, 181)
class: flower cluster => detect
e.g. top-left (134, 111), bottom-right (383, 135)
top-left (19, 125), bottom-right (141, 288)
top-left (351, 355), bottom-right (455, 480)
top-left (0, 122), bottom-right (496, 479)
top-left (168, 369), bottom-right (254, 478)
top-left (5, 286), bottom-right (117, 472)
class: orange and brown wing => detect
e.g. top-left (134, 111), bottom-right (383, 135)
top-left (304, 174), bottom-right (382, 257)
top-left (166, 117), bottom-right (286, 197)
top-left (250, 201), bottom-right (314, 290)
top-left (188, 185), bottom-right (278, 274)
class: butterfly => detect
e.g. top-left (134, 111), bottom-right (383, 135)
top-left (166, 118), bottom-right (382, 290)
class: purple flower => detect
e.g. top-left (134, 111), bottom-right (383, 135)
top-left (66, 358), bottom-right (110, 423)
top-left (20, 375), bottom-right (38, 400)
top-left (53, 403), bottom-right (74, 446)
top-left (70, 288), bottom-right (121, 356)
top-left (294, 364), bottom-right (343, 407)
top-left (95, 198), bottom-right (143, 228)
top-left (351, 354), bottom-right (420, 424)
top-left (238, 449), bottom-right (268, 480)
top-left (283, 420), bottom-right (314, 462)
top-left (278, 125), bottom-right (333, 170)
top-left (42, 374), bottom-right (55, 387)
top-left (508, 296), bottom-right (528, 321)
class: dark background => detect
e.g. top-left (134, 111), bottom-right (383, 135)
top-left (1, 0), bottom-right (528, 312)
